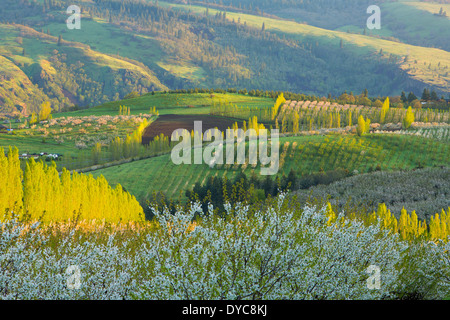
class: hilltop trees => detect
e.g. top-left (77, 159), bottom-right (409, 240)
top-left (407, 92), bottom-right (418, 103)
top-left (422, 88), bottom-right (439, 101)
top-left (423, 88), bottom-right (440, 102)
top-left (401, 91), bottom-right (407, 103)
top-left (422, 88), bottom-right (431, 101)
top-left (430, 90), bottom-right (438, 101)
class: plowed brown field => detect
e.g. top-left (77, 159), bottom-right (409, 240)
top-left (142, 114), bottom-right (245, 144)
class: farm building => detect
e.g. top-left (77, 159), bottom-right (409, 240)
top-left (0, 124), bottom-right (8, 133)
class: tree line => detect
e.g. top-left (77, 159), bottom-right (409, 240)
top-left (0, 147), bottom-right (144, 223)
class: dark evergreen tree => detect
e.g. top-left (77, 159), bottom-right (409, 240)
top-left (421, 88), bottom-right (430, 101)
top-left (407, 92), bottom-right (417, 103)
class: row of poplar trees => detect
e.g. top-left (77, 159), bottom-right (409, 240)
top-left (0, 147), bottom-right (144, 223)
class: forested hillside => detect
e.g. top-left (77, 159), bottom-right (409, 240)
top-left (1, 0), bottom-right (448, 116)
top-left (190, 0), bottom-right (450, 52)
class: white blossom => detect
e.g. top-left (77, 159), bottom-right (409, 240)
top-left (1, 195), bottom-right (449, 300)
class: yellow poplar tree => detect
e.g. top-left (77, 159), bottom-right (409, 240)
top-left (271, 93), bottom-right (286, 120)
top-left (357, 115), bottom-right (366, 136)
top-left (327, 113), bottom-right (333, 129)
top-left (39, 101), bottom-right (52, 121)
top-left (281, 115), bottom-right (287, 133)
top-left (23, 159), bottom-right (143, 223)
top-left (364, 117), bottom-right (371, 133)
top-left (403, 106), bottom-right (415, 129)
top-left (380, 97), bottom-right (389, 123)
top-left (293, 112), bottom-right (300, 133)
top-left (0, 147), bottom-right (23, 220)
top-left (30, 112), bottom-right (38, 125)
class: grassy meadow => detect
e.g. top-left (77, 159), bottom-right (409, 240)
top-left (90, 132), bottom-right (450, 203)
top-left (405, 2), bottom-right (450, 18)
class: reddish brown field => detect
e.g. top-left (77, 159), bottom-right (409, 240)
top-left (142, 115), bottom-right (244, 144)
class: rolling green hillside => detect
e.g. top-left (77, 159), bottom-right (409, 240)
top-left (191, 0), bottom-right (450, 50)
top-left (90, 133), bottom-right (450, 202)
top-left (0, 91), bottom-right (274, 172)
top-left (52, 91), bottom-right (274, 118)
top-left (164, 1), bottom-right (450, 94)
top-left (0, 22), bottom-right (168, 116)
top-left (0, 54), bottom-right (49, 117)
top-left (1, 0), bottom-right (449, 117)
top-left (374, 1), bottom-right (450, 52)
top-left (405, 2), bottom-right (450, 18)
top-left (237, 0), bottom-right (450, 52)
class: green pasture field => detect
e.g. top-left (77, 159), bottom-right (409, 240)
top-left (54, 92), bottom-right (274, 118)
top-left (90, 133), bottom-right (450, 203)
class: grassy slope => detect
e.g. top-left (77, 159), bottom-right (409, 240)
top-left (161, 1), bottom-right (450, 93)
top-left (0, 55), bottom-right (48, 116)
top-left (406, 2), bottom-right (450, 18)
top-left (41, 16), bottom-right (210, 87)
top-left (0, 132), bottom-right (81, 157)
top-left (374, 1), bottom-right (450, 52)
top-left (0, 23), bottom-right (168, 114)
top-left (53, 92), bottom-right (274, 118)
top-left (43, 17), bottom-right (164, 69)
top-left (274, 1), bottom-right (450, 51)
top-left (90, 133), bottom-right (450, 202)
top-left (0, 24), bottom-right (50, 116)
